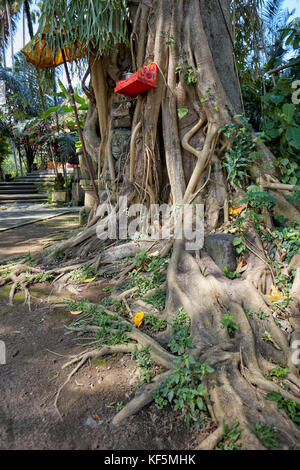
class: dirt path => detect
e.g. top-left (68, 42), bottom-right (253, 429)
top-left (0, 292), bottom-right (214, 450)
top-left (0, 213), bottom-right (80, 263)
top-left (0, 218), bottom-right (215, 450)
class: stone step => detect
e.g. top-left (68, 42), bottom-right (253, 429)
top-left (14, 179), bottom-right (54, 184)
top-left (0, 188), bottom-right (39, 194)
top-left (0, 183), bottom-right (37, 189)
top-left (15, 176), bottom-right (56, 181)
top-left (0, 193), bottom-right (47, 201)
top-left (0, 199), bottom-right (48, 204)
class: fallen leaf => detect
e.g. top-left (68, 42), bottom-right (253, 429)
top-left (235, 259), bottom-right (248, 273)
top-left (229, 205), bottom-right (246, 216)
top-left (266, 284), bottom-right (287, 302)
top-left (134, 311), bottom-right (144, 328)
top-left (82, 277), bottom-right (96, 283)
top-left (148, 251), bottom-right (160, 258)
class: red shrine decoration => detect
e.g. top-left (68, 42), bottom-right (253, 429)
top-left (114, 62), bottom-right (157, 97)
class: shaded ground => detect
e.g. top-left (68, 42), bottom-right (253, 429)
top-left (0, 213), bottom-right (80, 263)
top-left (0, 203), bottom-right (80, 231)
top-left (0, 291), bottom-right (215, 450)
top-left (0, 217), bottom-right (215, 450)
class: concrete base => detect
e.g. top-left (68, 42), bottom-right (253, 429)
top-left (80, 179), bottom-right (99, 208)
top-left (52, 191), bottom-right (66, 203)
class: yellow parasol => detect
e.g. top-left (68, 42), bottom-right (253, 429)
top-left (21, 34), bottom-right (86, 69)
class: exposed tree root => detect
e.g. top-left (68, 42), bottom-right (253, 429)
top-left (112, 370), bottom-right (172, 426)
top-left (161, 240), bottom-right (300, 449)
top-left (196, 425), bottom-right (223, 450)
top-left (1, 0), bottom-right (299, 450)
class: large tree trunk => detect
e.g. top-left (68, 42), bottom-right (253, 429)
top-left (6, 0), bottom-right (300, 449)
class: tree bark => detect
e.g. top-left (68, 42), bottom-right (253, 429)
top-left (10, 0), bottom-right (300, 449)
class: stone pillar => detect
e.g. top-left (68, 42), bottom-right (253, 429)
top-left (80, 179), bottom-right (99, 208)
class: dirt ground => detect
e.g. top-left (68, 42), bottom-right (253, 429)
top-left (0, 290), bottom-right (215, 450)
top-left (0, 218), bottom-right (215, 450)
top-left (0, 213), bottom-right (80, 263)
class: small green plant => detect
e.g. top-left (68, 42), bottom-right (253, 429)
top-left (240, 185), bottom-right (277, 211)
top-left (143, 313), bottom-right (167, 332)
top-left (266, 391), bottom-right (300, 424)
top-left (255, 309), bottom-right (269, 320)
top-left (221, 314), bottom-right (239, 337)
top-left (116, 401), bottom-right (124, 411)
top-left (177, 107), bottom-right (188, 120)
top-left (218, 122), bottom-right (263, 187)
top-left (166, 35), bottom-right (175, 45)
top-left (128, 254), bottom-right (168, 295)
top-left (223, 267), bottom-right (241, 279)
top-left (7, 252), bottom-right (32, 265)
top-left (68, 300), bottom-right (131, 346)
top-left (70, 263), bottom-right (96, 282)
top-left (244, 308), bottom-right (253, 320)
top-left (215, 421), bottom-right (244, 450)
top-left (24, 270), bottom-right (53, 284)
top-left (131, 345), bottom-right (153, 387)
top-left (265, 365), bottom-right (289, 380)
top-left (273, 316), bottom-right (282, 327)
top-left (275, 158), bottom-right (299, 185)
top-left (233, 210), bottom-right (263, 233)
top-left (233, 237), bottom-right (246, 257)
top-left (102, 286), bottom-right (113, 293)
top-left (269, 221), bottom-right (300, 265)
top-left (248, 422), bottom-right (279, 449)
top-left (134, 250), bottom-right (148, 267)
top-left (244, 308), bottom-right (269, 321)
top-left (153, 355), bottom-right (214, 428)
top-left (0, 267), bottom-right (12, 277)
top-left (176, 61), bottom-right (197, 84)
top-left (262, 331), bottom-right (274, 344)
top-left (102, 296), bottom-right (128, 316)
top-left (168, 308), bottom-right (194, 354)
top-left (261, 77), bottom-right (300, 186)
top-left (143, 288), bottom-right (166, 311)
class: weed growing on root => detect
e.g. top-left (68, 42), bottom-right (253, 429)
top-left (168, 308), bottom-right (194, 354)
top-left (153, 355), bottom-right (214, 429)
top-left (215, 421), bottom-right (244, 450)
top-left (267, 391), bottom-right (300, 424)
top-left (221, 314), bottom-right (239, 337)
top-left (248, 422), bottom-right (279, 449)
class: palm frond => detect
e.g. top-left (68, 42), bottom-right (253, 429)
top-left (37, 0), bottom-right (129, 60)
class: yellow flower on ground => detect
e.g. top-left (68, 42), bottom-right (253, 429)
top-left (134, 311), bottom-right (144, 328)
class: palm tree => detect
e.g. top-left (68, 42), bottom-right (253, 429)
top-left (262, 0), bottom-right (296, 70)
top-left (0, 0), bottom-right (21, 69)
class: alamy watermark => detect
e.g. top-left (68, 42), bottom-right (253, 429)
top-left (95, 196), bottom-right (204, 250)
top-left (0, 80), bottom-right (6, 106)
top-left (291, 340), bottom-right (300, 367)
top-left (0, 340), bottom-right (6, 365)
top-left (292, 80), bottom-right (300, 105)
